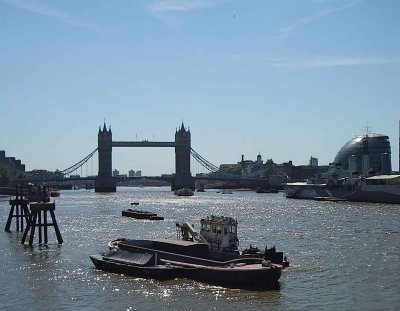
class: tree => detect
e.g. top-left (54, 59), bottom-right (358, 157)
top-left (0, 164), bottom-right (13, 185)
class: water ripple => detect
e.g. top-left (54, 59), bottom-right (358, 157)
top-left (0, 188), bottom-right (399, 311)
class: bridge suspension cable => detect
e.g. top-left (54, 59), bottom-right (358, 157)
top-left (61, 148), bottom-right (98, 176)
top-left (190, 148), bottom-right (219, 172)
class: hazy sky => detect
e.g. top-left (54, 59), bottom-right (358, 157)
top-left (1, 0), bottom-right (399, 176)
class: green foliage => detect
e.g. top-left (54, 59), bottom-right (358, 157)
top-left (0, 164), bottom-right (13, 183)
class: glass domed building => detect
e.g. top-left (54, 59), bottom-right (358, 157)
top-left (334, 134), bottom-right (391, 174)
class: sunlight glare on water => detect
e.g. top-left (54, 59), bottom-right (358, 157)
top-left (0, 187), bottom-right (399, 311)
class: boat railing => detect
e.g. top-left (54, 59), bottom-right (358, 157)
top-left (117, 242), bottom-right (264, 267)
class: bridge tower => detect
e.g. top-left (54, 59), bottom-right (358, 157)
top-left (173, 123), bottom-right (195, 190)
top-left (95, 123), bottom-right (116, 192)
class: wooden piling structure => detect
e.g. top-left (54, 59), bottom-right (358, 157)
top-left (21, 203), bottom-right (63, 246)
top-left (4, 186), bottom-right (30, 233)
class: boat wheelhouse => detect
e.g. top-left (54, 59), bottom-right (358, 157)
top-left (199, 215), bottom-right (239, 254)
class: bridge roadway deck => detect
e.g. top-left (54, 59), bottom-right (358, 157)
top-left (112, 141), bottom-right (176, 148)
top-left (15, 176), bottom-right (270, 184)
top-left (116, 176), bottom-right (267, 182)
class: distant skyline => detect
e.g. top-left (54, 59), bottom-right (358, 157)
top-left (1, 0), bottom-right (399, 175)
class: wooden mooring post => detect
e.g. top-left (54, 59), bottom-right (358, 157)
top-left (21, 202), bottom-right (63, 246)
top-left (5, 186), bottom-right (30, 233)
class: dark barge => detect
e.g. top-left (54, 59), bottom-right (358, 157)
top-left (91, 239), bottom-right (282, 290)
top-left (91, 215), bottom-right (288, 290)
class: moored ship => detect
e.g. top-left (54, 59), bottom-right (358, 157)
top-left (285, 174), bottom-right (400, 204)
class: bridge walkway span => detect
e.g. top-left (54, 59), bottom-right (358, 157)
top-left (112, 141), bottom-right (176, 148)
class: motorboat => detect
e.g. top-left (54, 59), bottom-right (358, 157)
top-left (221, 189), bottom-right (233, 195)
top-left (174, 188), bottom-right (194, 196)
top-left (50, 190), bottom-right (60, 197)
top-left (121, 209), bottom-right (164, 220)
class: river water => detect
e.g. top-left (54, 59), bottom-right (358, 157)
top-left (0, 187), bottom-right (399, 311)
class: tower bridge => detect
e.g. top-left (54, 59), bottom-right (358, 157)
top-left (14, 123), bottom-right (270, 192)
top-left (96, 122), bottom-right (193, 192)
top-left (13, 122), bottom-right (221, 191)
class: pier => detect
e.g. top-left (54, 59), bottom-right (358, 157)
top-left (4, 186), bottom-right (30, 233)
top-left (21, 202), bottom-right (63, 246)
